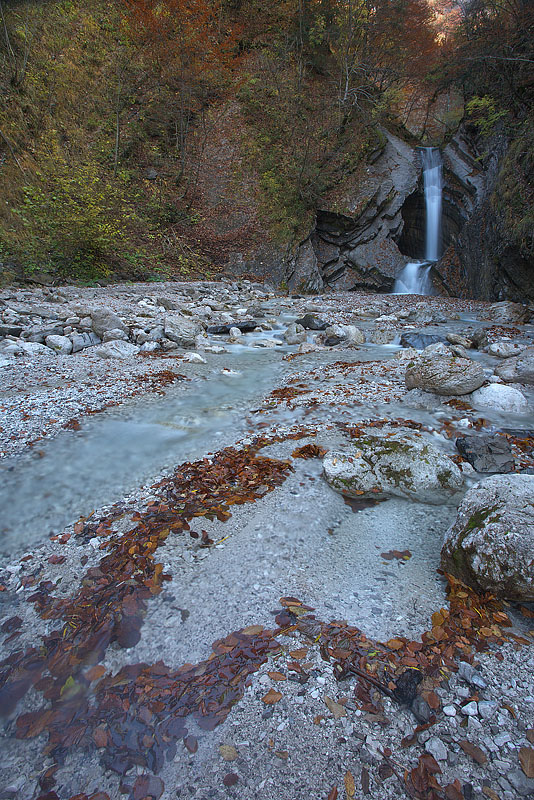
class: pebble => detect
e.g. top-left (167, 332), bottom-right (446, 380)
top-left (461, 701), bottom-right (478, 716)
top-left (443, 705), bottom-right (457, 716)
top-left (426, 737), bottom-right (448, 762)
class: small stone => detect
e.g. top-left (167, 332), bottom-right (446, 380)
top-left (461, 701), bottom-right (478, 716)
top-left (495, 733), bottom-right (512, 747)
top-left (426, 736), bottom-right (448, 762)
top-left (443, 705), bottom-right (457, 716)
top-left (479, 701), bottom-right (499, 720)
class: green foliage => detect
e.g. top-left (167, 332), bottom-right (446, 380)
top-left (493, 119), bottom-right (534, 257)
top-left (465, 96), bottom-right (507, 138)
top-left (9, 148), bottom-right (137, 278)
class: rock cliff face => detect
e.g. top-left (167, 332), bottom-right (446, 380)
top-left (447, 124), bottom-right (534, 303)
top-left (285, 130), bottom-right (419, 293)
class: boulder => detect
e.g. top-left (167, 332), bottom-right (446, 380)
top-left (400, 332), bottom-right (446, 350)
top-left (470, 384), bottom-right (529, 414)
top-left (455, 434), bottom-right (515, 474)
top-left (323, 427), bottom-right (463, 504)
top-left (284, 323), bottom-right (307, 345)
top-left (324, 324), bottom-right (365, 346)
top-left (405, 349), bottom-right (486, 395)
top-left (480, 301), bottom-right (530, 324)
top-left (295, 313), bottom-right (329, 331)
top-left (102, 328), bottom-right (129, 342)
top-left (441, 474), bottom-right (534, 601)
top-left (164, 314), bottom-right (203, 348)
top-left (488, 341), bottom-right (525, 358)
top-left (90, 309), bottom-right (127, 338)
top-left (495, 347), bottom-right (534, 384)
top-left (95, 341), bottom-right (140, 359)
top-left (45, 335), bottom-right (73, 355)
top-left (0, 324), bottom-right (22, 337)
top-left (371, 327), bottom-right (396, 345)
top-left (70, 332), bottom-right (101, 353)
top-left (23, 323), bottom-right (64, 343)
top-left (470, 328), bottom-right (489, 349)
top-left (446, 333), bottom-right (473, 349)
top-left (207, 320), bottom-right (257, 334)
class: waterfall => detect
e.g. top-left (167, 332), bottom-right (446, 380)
top-left (393, 147), bottom-right (442, 295)
top-left (421, 147), bottom-right (442, 262)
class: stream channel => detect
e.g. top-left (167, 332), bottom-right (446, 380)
top-left (2, 307), bottom-right (534, 653)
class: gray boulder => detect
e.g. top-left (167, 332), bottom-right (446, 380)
top-left (455, 434), bottom-right (515, 474)
top-left (164, 314), bottom-right (203, 348)
top-left (70, 332), bottom-right (102, 353)
top-left (323, 427), bottom-right (463, 504)
top-left (480, 301), bottom-right (530, 324)
top-left (324, 324), bottom-right (365, 346)
top-left (45, 334), bottom-right (73, 355)
top-left (405, 348), bottom-right (486, 395)
top-left (495, 347), bottom-right (534, 384)
top-left (441, 474), bottom-right (534, 601)
top-left (284, 322), bottom-right (307, 345)
top-left (95, 341), bottom-right (140, 359)
top-left (90, 308), bottom-right (128, 338)
top-left (102, 328), bottom-right (129, 342)
top-left (470, 383), bottom-right (529, 414)
top-left (400, 332), bottom-right (446, 350)
top-left (23, 323), bottom-right (64, 343)
top-left (488, 341), bottom-right (525, 358)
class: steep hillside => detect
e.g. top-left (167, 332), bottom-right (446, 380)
top-left (0, 0), bottom-right (440, 286)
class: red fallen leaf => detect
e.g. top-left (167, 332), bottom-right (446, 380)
top-left (519, 747), bottom-right (534, 778)
top-left (132, 775), bottom-right (164, 800)
top-left (381, 550), bottom-right (412, 561)
top-left (459, 740), bottom-right (487, 765)
top-left (1, 616), bottom-right (22, 633)
top-left (262, 689), bottom-right (282, 704)
top-left (223, 774), bottom-right (238, 787)
top-left (93, 726), bottom-right (108, 748)
top-left (48, 555), bottom-right (66, 565)
top-left (444, 782), bottom-right (465, 800)
top-left (86, 665), bottom-right (107, 682)
top-left (326, 787), bottom-right (338, 800)
top-left (184, 736), bottom-right (198, 753)
top-left (89, 795), bottom-right (110, 800)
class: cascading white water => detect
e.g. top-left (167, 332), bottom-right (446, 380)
top-left (393, 147), bottom-right (442, 294)
top-left (421, 147), bottom-right (442, 262)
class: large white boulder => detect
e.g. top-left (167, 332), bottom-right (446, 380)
top-left (470, 383), bottom-right (529, 414)
top-left (323, 427), bottom-right (463, 505)
top-left (45, 334), bottom-right (73, 355)
top-left (441, 474), bottom-right (534, 601)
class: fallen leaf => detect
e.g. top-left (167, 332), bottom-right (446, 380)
top-left (219, 745), bottom-right (238, 762)
top-left (223, 773), bottom-right (239, 787)
top-left (361, 766), bottom-right (370, 794)
top-left (519, 747), bottom-right (534, 778)
top-left (268, 671), bottom-right (287, 681)
top-left (327, 787), bottom-right (338, 800)
top-left (86, 665), bottom-right (106, 682)
top-left (275, 750), bottom-right (288, 760)
top-left (324, 695), bottom-right (346, 719)
top-left (526, 730), bottom-right (534, 744)
top-left (459, 740), bottom-right (487, 765)
top-left (184, 736), bottom-right (198, 753)
top-left (242, 625), bottom-right (263, 635)
top-left (344, 770), bottom-right (355, 799)
top-left (262, 689), bottom-right (283, 704)
top-left (289, 648), bottom-right (308, 659)
top-left (386, 638), bottom-right (405, 651)
top-left (132, 775), bottom-right (164, 800)
top-left (482, 787), bottom-right (501, 800)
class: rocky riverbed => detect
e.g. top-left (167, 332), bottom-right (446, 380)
top-left (1, 281), bottom-right (533, 800)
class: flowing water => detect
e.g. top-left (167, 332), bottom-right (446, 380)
top-left (394, 147), bottom-right (442, 295)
